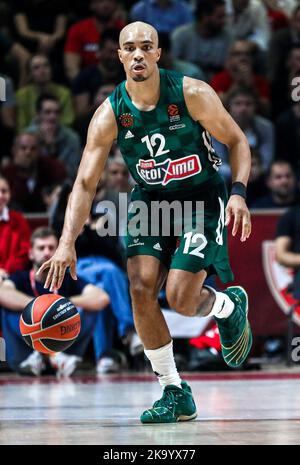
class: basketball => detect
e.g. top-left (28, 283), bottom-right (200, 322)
top-left (19, 294), bottom-right (81, 355)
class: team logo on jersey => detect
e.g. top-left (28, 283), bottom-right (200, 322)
top-left (263, 240), bottom-right (300, 327)
top-left (136, 154), bottom-right (201, 186)
top-left (167, 104), bottom-right (181, 123)
top-left (119, 113), bottom-right (134, 127)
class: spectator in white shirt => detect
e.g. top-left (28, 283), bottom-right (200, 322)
top-left (225, 0), bottom-right (270, 50)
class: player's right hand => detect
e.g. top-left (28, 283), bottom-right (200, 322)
top-left (37, 243), bottom-right (77, 292)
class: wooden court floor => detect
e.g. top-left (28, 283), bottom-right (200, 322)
top-left (1, 371), bottom-right (300, 445)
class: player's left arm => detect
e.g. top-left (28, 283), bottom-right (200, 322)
top-left (184, 77), bottom-right (251, 242)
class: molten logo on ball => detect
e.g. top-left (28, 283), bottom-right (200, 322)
top-left (19, 294), bottom-right (81, 354)
top-left (61, 321), bottom-right (81, 336)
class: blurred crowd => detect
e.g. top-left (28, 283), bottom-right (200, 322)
top-left (1, 0), bottom-right (300, 376)
top-left (0, 0), bottom-right (300, 212)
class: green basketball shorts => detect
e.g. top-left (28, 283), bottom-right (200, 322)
top-left (125, 182), bottom-right (234, 283)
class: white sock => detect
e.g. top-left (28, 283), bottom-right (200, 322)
top-left (203, 286), bottom-right (234, 319)
top-left (144, 340), bottom-right (182, 389)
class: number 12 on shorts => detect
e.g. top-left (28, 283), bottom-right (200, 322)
top-left (183, 232), bottom-right (208, 258)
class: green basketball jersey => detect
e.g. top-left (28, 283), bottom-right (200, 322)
top-left (109, 68), bottom-right (223, 196)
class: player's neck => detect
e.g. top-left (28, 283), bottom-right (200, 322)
top-left (125, 69), bottom-right (160, 111)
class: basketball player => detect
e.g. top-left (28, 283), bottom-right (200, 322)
top-left (39, 22), bottom-right (252, 423)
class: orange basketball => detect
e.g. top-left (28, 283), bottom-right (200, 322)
top-left (19, 294), bottom-right (81, 355)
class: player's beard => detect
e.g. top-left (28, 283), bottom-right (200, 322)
top-left (132, 75), bottom-right (148, 82)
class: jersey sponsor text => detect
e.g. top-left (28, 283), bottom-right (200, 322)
top-left (136, 154), bottom-right (202, 186)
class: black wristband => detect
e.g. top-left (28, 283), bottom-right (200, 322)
top-left (231, 182), bottom-right (247, 199)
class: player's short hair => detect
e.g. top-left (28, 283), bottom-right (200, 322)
top-left (36, 93), bottom-right (60, 113)
top-left (31, 227), bottom-right (58, 246)
top-left (195, 0), bottom-right (225, 20)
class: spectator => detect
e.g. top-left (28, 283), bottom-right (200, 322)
top-left (76, 217), bottom-right (124, 269)
top-left (106, 157), bottom-right (133, 195)
top-left (276, 99), bottom-right (300, 180)
top-left (158, 32), bottom-right (206, 80)
top-left (41, 183), bottom-right (62, 215)
top-left (262, 0), bottom-right (289, 31)
top-left (75, 211), bottom-right (142, 373)
top-left (48, 180), bottom-right (73, 237)
top-left (247, 149), bottom-right (268, 206)
top-left (74, 83), bottom-right (116, 144)
top-left (93, 83), bottom-right (116, 108)
top-left (25, 94), bottom-right (81, 180)
top-left (2, 132), bottom-right (67, 212)
top-left (226, 0), bottom-right (270, 50)
top-left (210, 40), bottom-right (270, 114)
top-left (275, 205), bottom-right (300, 305)
top-left (64, 0), bottom-right (125, 81)
top-left (130, 0), bottom-right (193, 34)
top-left (49, 179), bottom-right (122, 261)
top-left (269, 4), bottom-right (300, 82)
top-left (16, 54), bottom-right (74, 132)
top-left (276, 0), bottom-right (297, 16)
top-left (171, 0), bottom-right (232, 80)
top-left (0, 31), bottom-right (31, 87)
top-left (12, 0), bottom-right (68, 55)
top-left (0, 227), bottom-right (110, 376)
top-left (212, 86), bottom-right (274, 182)
top-left (0, 75), bottom-right (16, 160)
top-left (0, 0), bottom-right (11, 34)
top-left (271, 44), bottom-right (300, 117)
top-left (0, 175), bottom-right (30, 284)
top-left (189, 324), bottom-right (223, 370)
top-left (72, 29), bottom-right (125, 117)
top-left (48, 182), bottom-right (139, 373)
top-left (251, 160), bottom-right (299, 208)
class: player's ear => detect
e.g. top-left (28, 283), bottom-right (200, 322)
top-left (156, 47), bottom-right (161, 62)
top-left (29, 248), bottom-right (34, 261)
top-left (118, 49), bottom-right (123, 63)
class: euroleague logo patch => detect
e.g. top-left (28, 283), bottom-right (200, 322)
top-left (167, 104), bottom-right (181, 123)
top-left (167, 104), bottom-right (179, 116)
top-left (136, 154), bottom-right (201, 186)
top-left (119, 113), bottom-right (134, 127)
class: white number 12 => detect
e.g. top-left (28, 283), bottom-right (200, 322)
top-left (141, 133), bottom-right (170, 157)
top-left (183, 232), bottom-right (208, 258)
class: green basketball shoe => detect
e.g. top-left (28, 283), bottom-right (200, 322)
top-left (140, 380), bottom-right (197, 424)
top-left (214, 286), bottom-right (252, 368)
